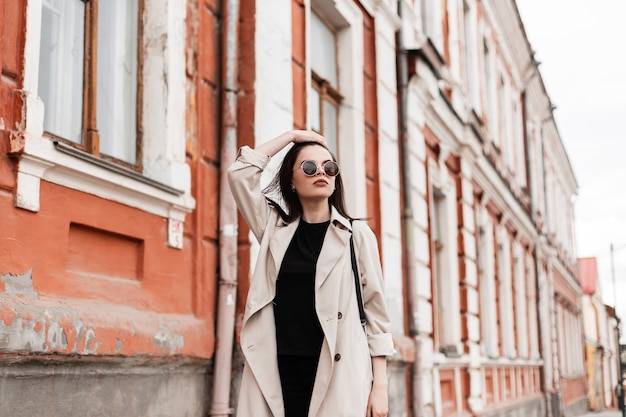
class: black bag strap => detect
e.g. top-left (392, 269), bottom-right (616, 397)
top-left (349, 220), bottom-right (367, 330)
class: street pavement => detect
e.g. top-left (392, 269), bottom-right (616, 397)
top-left (578, 411), bottom-right (622, 417)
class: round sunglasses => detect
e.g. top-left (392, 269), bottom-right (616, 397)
top-left (297, 160), bottom-right (340, 177)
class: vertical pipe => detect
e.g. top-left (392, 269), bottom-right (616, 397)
top-left (611, 243), bottom-right (626, 417)
top-left (396, 1), bottom-right (422, 415)
top-left (612, 243), bottom-right (617, 311)
top-left (210, 0), bottom-right (240, 415)
top-left (534, 247), bottom-right (552, 417)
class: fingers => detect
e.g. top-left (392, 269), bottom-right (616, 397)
top-left (367, 398), bottom-right (388, 417)
top-left (290, 130), bottom-right (328, 148)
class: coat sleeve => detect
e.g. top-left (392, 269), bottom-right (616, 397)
top-left (353, 223), bottom-right (395, 358)
top-left (227, 146), bottom-right (273, 242)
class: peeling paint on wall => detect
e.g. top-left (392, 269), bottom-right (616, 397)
top-left (84, 329), bottom-right (101, 354)
top-left (0, 316), bottom-right (47, 352)
top-left (0, 303), bottom-right (100, 354)
top-left (0, 294), bottom-right (200, 356)
top-left (47, 320), bottom-right (68, 350)
top-left (1, 269), bottom-right (38, 299)
top-left (154, 324), bottom-right (184, 354)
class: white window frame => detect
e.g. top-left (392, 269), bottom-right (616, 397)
top-left (482, 35), bottom-right (497, 144)
top-left (463, 0), bottom-right (480, 112)
top-left (526, 252), bottom-right (540, 359)
top-left (497, 225), bottom-right (516, 358)
top-left (513, 241), bottom-right (529, 358)
top-left (429, 159), bottom-right (461, 355)
top-left (512, 97), bottom-right (526, 185)
top-left (422, 0), bottom-right (444, 53)
top-left (18, 0), bottom-right (194, 228)
top-left (478, 209), bottom-right (498, 358)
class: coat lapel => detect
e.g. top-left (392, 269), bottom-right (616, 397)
top-left (268, 218), bottom-right (299, 280)
top-left (315, 209), bottom-right (351, 289)
top-left (314, 224), bottom-right (350, 289)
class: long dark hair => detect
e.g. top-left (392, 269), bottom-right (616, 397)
top-left (263, 142), bottom-right (353, 223)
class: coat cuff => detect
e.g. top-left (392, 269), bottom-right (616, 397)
top-left (236, 146), bottom-right (271, 169)
top-left (367, 333), bottom-right (395, 357)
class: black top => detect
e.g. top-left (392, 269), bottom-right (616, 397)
top-left (274, 219), bottom-right (330, 357)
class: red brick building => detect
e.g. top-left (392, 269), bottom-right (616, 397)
top-left (1, 1), bottom-right (587, 416)
top-left (1, 0), bottom-right (224, 414)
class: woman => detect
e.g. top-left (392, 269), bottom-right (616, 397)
top-left (227, 130), bottom-right (394, 417)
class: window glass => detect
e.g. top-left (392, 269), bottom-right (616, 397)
top-left (323, 100), bottom-right (337, 154)
top-left (38, 0), bottom-right (140, 165)
top-left (309, 88), bottom-right (321, 132)
top-left (310, 12), bottom-right (337, 87)
top-left (309, 9), bottom-right (342, 157)
top-left (39, 0), bottom-right (85, 143)
top-left (97, 0), bottom-right (139, 163)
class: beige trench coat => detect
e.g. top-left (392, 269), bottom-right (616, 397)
top-left (227, 146), bottom-right (394, 417)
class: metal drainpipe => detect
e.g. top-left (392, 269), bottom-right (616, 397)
top-left (529, 202), bottom-right (552, 415)
top-left (210, 0), bottom-right (240, 415)
top-left (397, 1), bottom-right (422, 416)
top-left (535, 135), bottom-right (554, 417)
top-left (533, 245), bottom-right (552, 417)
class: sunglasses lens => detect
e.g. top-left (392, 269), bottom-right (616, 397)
top-left (324, 161), bottom-right (339, 177)
top-left (301, 160), bottom-right (319, 176)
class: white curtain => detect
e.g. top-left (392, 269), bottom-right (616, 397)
top-left (39, 0), bottom-right (85, 143)
top-left (97, 0), bottom-right (139, 163)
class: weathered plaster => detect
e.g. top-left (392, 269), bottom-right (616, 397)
top-left (0, 293), bottom-right (193, 356)
top-left (1, 269), bottom-right (38, 298)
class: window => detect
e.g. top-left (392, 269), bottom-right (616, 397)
top-left (20, 0), bottom-right (192, 222)
top-left (463, 0), bottom-right (480, 111)
top-left (513, 242), bottom-right (529, 358)
top-left (39, 0), bottom-right (141, 166)
top-left (559, 301), bottom-right (585, 376)
top-left (422, 0), bottom-right (443, 52)
top-left (479, 219), bottom-right (498, 357)
top-left (497, 227), bottom-right (516, 358)
top-left (309, 11), bottom-right (342, 155)
top-left (512, 99), bottom-right (526, 184)
top-left (430, 179), bottom-right (461, 356)
top-left (482, 38), bottom-right (496, 142)
top-left (304, 0), bottom-right (367, 231)
top-left (432, 190), bottom-right (450, 352)
top-left (526, 253), bottom-right (540, 359)
top-left (498, 75), bottom-right (507, 153)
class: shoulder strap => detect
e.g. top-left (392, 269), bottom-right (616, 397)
top-left (349, 220), bottom-right (367, 330)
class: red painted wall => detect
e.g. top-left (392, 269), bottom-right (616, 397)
top-left (362, 9), bottom-right (382, 239)
top-left (0, 0), bottom-right (223, 360)
top-left (0, 0), bottom-right (25, 191)
top-left (235, 0), bottom-right (257, 329)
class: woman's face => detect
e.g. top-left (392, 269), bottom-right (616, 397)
top-left (291, 145), bottom-right (337, 201)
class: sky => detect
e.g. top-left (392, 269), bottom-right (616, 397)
top-left (516, 1), bottom-right (626, 324)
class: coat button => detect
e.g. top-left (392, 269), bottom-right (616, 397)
top-left (337, 312), bottom-right (343, 320)
top-left (334, 354), bottom-right (341, 361)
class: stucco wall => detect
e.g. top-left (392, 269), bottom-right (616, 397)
top-left (0, 358), bottom-right (210, 417)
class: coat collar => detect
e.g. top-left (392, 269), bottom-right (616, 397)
top-left (269, 206), bottom-right (352, 277)
top-left (272, 206), bottom-right (352, 230)
top-left (329, 206), bottom-right (352, 232)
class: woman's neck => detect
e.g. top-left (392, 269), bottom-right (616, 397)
top-left (300, 200), bottom-right (331, 223)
